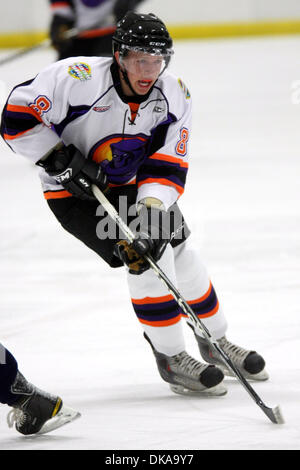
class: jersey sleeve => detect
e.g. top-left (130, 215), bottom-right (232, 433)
top-left (49, 0), bottom-right (74, 20)
top-left (136, 76), bottom-right (191, 210)
top-left (1, 61), bottom-right (76, 163)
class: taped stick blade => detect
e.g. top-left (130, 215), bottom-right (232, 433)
top-left (262, 404), bottom-right (285, 424)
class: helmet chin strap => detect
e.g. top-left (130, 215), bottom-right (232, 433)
top-left (120, 67), bottom-right (137, 96)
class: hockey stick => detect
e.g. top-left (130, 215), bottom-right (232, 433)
top-left (0, 25), bottom-right (116, 67)
top-left (91, 184), bottom-right (284, 425)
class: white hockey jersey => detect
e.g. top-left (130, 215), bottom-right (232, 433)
top-left (1, 57), bottom-right (191, 209)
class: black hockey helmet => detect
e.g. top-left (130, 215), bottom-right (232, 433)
top-left (112, 11), bottom-right (174, 64)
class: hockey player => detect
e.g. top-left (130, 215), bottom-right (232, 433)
top-left (49, 0), bottom-right (146, 59)
top-left (0, 11), bottom-right (268, 436)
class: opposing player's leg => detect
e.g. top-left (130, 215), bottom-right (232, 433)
top-left (174, 240), bottom-right (269, 381)
top-left (0, 345), bottom-right (80, 435)
top-left (126, 245), bottom-right (226, 396)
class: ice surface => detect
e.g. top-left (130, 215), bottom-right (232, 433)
top-left (0, 36), bottom-right (299, 450)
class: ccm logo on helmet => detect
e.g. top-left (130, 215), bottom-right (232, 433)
top-left (149, 42), bottom-right (167, 47)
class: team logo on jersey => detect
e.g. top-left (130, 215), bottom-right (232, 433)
top-left (93, 105), bottom-right (111, 113)
top-left (90, 134), bottom-right (148, 185)
top-left (178, 79), bottom-right (191, 99)
top-left (68, 63), bottom-right (92, 81)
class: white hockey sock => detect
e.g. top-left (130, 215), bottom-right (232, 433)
top-left (174, 240), bottom-right (228, 340)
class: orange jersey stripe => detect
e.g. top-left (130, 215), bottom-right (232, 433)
top-left (79, 26), bottom-right (117, 39)
top-left (108, 178), bottom-right (136, 188)
top-left (4, 104), bottom-right (43, 140)
top-left (50, 2), bottom-right (70, 9)
top-left (4, 129), bottom-right (32, 141)
top-left (149, 153), bottom-right (189, 168)
top-left (138, 177), bottom-right (184, 195)
top-left (6, 104), bottom-right (43, 122)
top-left (44, 190), bottom-right (72, 200)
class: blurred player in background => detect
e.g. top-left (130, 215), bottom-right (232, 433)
top-left (49, 0), bottom-right (146, 58)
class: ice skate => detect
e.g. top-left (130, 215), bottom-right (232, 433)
top-left (6, 372), bottom-right (81, 435)
top-left (192, 329), bottom-right (269, 381)
top-left (144, 333), bottom-right (227, 396)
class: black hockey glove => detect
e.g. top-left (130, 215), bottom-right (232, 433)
top-left (50, 15), bottom-right (74, 52)
top-left (37, 144), bottom-right (108, 200)
top-left (115, 205), bottom-right (170, 275)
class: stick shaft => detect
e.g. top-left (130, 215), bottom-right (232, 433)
top-left (0, 39), bottom-right (51, 67)
top-left (0, 25), bottom-right (116, 67)
top-left (91, 184), bottom-right (283, 424)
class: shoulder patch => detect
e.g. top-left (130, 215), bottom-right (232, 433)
top-left (178, 78), bottom-right (191, 99)
top-left (68, 63), bottom-right (92, 81)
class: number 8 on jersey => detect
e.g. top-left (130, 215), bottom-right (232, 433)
top-left (176, 127), bottom-right (189, 156)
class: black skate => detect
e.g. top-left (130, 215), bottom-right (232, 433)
top-left (7, 372), bottom-right (81, 435)
top-left (144, 333), bottom-right (227, 396)
top-left (191, 327), bottom-right (269, 381)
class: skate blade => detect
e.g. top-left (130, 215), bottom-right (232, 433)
top-left (221, 366), bottom-right (269, 382)
top-left (37, 405), bottom-right (81, 435)
top-left (170, 383), bottom-right (227, 397)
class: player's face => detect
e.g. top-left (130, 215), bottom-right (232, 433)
top-left (116, 50), bottom-right (165, 95)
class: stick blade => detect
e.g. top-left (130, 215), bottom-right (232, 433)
top-left (263, 405), bottom-right (285, 424)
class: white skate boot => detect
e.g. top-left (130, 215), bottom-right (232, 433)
top-left (144, 333), bottom-right (227, 396)
top-left (193, 331), bottom-right (269, 381)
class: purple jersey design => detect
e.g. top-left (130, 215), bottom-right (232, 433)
top-left (80, 0), bottom-right (109, 7)
top-left (101, 137), bottom-right (148, 184)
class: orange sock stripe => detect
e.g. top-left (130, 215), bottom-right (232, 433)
top-left (182, 300), bottom-right (220, 319)
top-left (187, 282), bottom-right (213, 305)
top-left (138, 315), bottom-right (182, 327)
top-left (132, 294), bottom-right (174, 305)
top-left (180, 282), bottom-right (219, 319)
